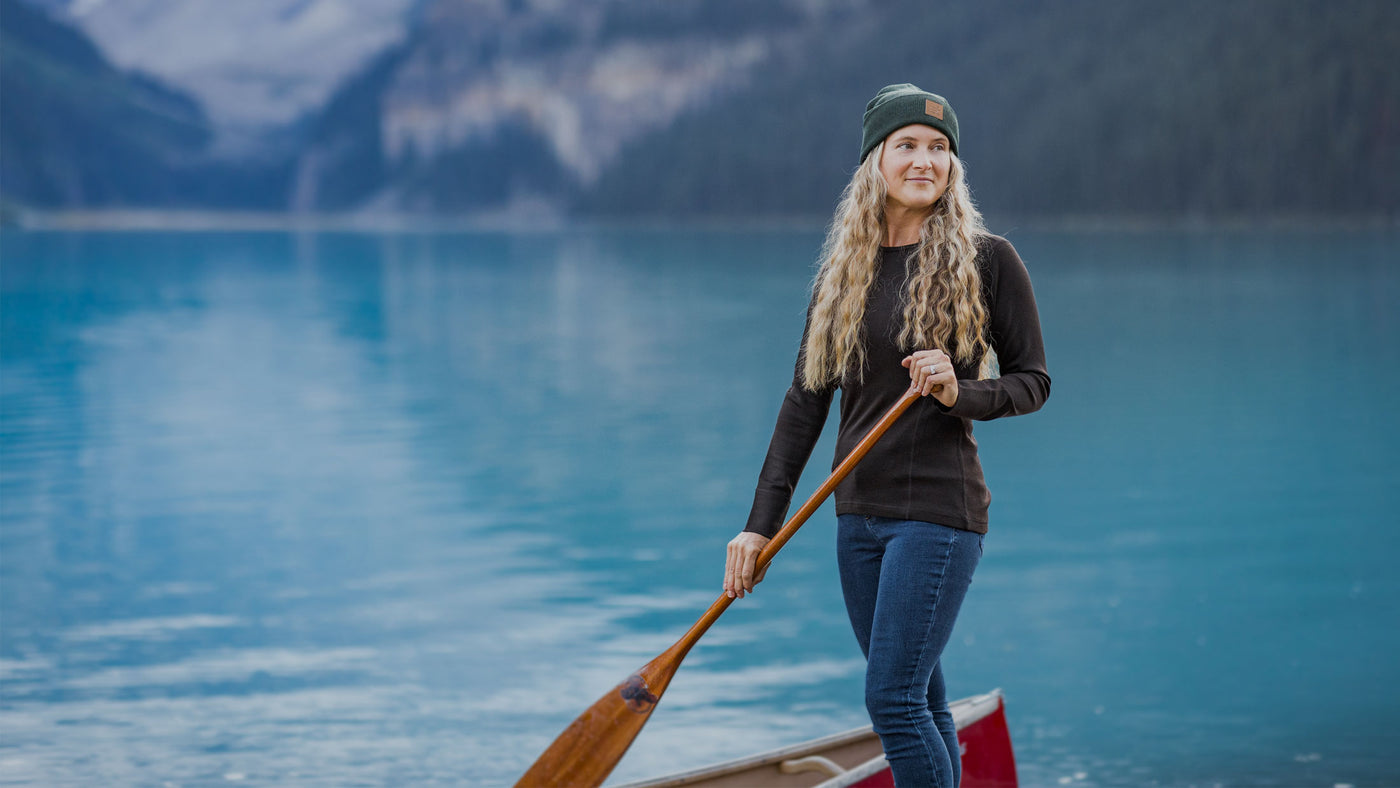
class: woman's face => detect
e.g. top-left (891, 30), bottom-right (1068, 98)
top-left (879, 124), bottom-right (952, 213)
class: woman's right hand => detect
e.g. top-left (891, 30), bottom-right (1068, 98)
top-left (724, 531), bottom-right (771, 599)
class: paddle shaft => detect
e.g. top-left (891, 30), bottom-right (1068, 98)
top-left (672, 386), bottom-right (922, 656)
top-left (516, 388), bottom-right (923, 787)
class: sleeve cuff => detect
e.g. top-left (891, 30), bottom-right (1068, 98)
top-left (940, 381), bottom-right (990, 419)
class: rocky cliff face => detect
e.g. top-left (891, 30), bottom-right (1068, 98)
top-left (10, 0), bottom-right (1396, 218)
top-left (295, 0), bottom-right (857, 213)
top-left (383, 3), bottom-right (768, 183)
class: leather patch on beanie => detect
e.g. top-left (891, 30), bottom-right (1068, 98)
top-left (925, 99), bottom-right (944, 119)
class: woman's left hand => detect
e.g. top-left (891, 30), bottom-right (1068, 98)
top-left (902, 349), bottom-right (959, 408)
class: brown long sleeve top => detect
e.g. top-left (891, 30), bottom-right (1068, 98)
top-left (742, 234), bottom-right (1051, 538)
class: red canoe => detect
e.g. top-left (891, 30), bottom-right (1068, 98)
top-left (613, 688), bottom-right (1017, 788)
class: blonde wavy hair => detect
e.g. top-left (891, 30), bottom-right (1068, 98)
top-left (801, 141), bottom-right (991, 391)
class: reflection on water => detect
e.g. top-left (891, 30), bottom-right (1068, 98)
top-left (1, 228), bottom-right (1397, 786)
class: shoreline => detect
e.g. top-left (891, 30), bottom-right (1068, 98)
top-left (4, 208), bottom-right (1397, 234)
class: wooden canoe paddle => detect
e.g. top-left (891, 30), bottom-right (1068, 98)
top-left (514, 387), bottom-right (922, 787)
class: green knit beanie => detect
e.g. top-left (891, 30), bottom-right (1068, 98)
top-left (860, 83), bottom-right (959, 163)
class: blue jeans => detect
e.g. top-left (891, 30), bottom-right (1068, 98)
top-left (837, 515), bottom-right (983, 788)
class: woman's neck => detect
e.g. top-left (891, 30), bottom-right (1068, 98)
top-left (882, 205), bottom-right (927, 247)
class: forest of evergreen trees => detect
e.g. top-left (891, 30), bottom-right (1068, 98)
top-left (581, 0), bottom-right (1399, 220)
top-left (3, 0), bottom-right (1396, 220)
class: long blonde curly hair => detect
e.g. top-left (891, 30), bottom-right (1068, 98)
top-left (801, 141), bottom-right (991, 391)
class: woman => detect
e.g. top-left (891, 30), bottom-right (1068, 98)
top-left (721, 84), bottom-right (1050, 787)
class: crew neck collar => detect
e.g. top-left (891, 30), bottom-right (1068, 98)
top-left (880, 241), bottom-right (920, 252)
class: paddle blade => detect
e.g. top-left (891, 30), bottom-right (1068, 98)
top-left (515, 654), bottom-right (680, 787)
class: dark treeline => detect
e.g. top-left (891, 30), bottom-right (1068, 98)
top-left (0, 0), bottom-right (291, 212)
top-left (0, 0), bottom-right (208, 207)
top-left (582, 0), bottom-right (1399, 220)
top-left (3, 0), bottom-right (1396, 220)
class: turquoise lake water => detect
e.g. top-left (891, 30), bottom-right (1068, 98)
top-left (2, 227), bottom-right (1397, 786)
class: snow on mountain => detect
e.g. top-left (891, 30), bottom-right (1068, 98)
top-left (301, 0), bottom-right (843, 212)
top-left (382, 3), bottom-right (771, 185)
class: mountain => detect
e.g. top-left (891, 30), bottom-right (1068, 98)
top-left (7, 0), bottom-right (1397, 219)
top-left (0, 0), bottom-right (291, 208)
top-left (301, 0), bottom-right (1398, 220)
top-left (1, 0), bottom-right (206, 207)
top-left (22, 0), bottom-right (423, 156)
top-left (586, 0), bottom-right (1400, 220)
top-left (292, 0), bottom-right (836, 213)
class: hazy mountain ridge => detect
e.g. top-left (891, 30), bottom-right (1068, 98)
top-left (0, 0), bottom-right (208, 207)
top-left (307, 0), bottom-right (1397, 219)
top-left (21, 0), bottom-right (422, 155)
top-left (584, 0), bottom-right (1400, 219)
top-left (6, 0), bottom-right (1397, 220)
top-left (0, 0), bottom-right (295, 209)
top-left (295, 0), bottom-right (852, 213)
